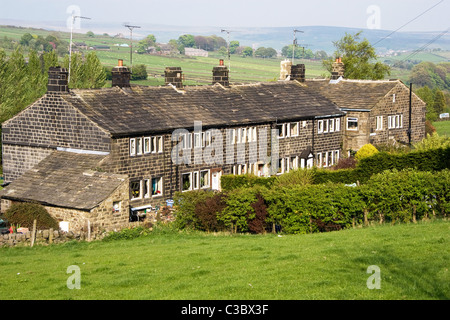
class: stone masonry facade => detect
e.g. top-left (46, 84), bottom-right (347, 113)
top-left (1, 93), bottom-right (111, 183)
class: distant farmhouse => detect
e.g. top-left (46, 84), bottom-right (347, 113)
top-left (184, 48), bottom-right (209, 57)
top-left (0, 58), bottom-right (426, 233)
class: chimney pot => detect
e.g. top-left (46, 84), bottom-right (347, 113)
top-left (219, 59), bottom-right (224, 66)
top-left (118, 59), bottom-right (123, 67)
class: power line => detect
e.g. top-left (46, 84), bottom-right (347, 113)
top-left (393, 28), bottom-right (449, 66)
top-left (373, 0), bottom-right (445, 47)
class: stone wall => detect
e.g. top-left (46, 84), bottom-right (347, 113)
top-left (369, 82), bottom-right (426, 146)
top-left (1, 144), bottom-right (54, 183)
top-left (0, 221), bottom-right (145, 247)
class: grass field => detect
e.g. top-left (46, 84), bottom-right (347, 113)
top-left (0, 220), bottom-right (448, 300)
top-left (433, 121), bottom-right (450, 137)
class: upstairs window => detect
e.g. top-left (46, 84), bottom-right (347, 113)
top-left (289, 122), bottom-right (299, 137)
top-left (318, 120), bottom-right (324, 134)
top-left (347, 118), bottom-right (358, 131)
top-left (376, 116), bottom-right (383, 131)
top-left (130, 138), bottom-right (136, 156)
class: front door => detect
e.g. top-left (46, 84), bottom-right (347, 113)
top-left (211, 170), bottom-right (222, 191)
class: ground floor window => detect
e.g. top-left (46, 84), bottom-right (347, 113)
top-left (152, 177), bottom-right (163, 196)
top-left (130, 181), bottom-right (141, 200)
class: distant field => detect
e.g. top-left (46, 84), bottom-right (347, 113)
top-left (433, 121), bottom-right (450, 137)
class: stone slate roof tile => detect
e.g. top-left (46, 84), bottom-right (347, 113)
top-left (62, 81), bottom-right (344, 136)
top-left (0, 151), bottom-right (127, 211)
top-left (305, 79), bottom-right (399, 110)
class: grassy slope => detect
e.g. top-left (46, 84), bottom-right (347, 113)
top-left (433, 121), bottom-right (450, 137)
top-left (1, 25), bottom-right (414, 85)
top-left (0, 220), bottom-right (448, 300)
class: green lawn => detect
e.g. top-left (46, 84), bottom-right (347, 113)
top-left (0, 220), bottom-right (448, 300)
top-left (434, 121), bottom-right (450, 137)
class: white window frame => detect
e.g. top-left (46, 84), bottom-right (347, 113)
top-left (130, 138), bottom-right (136, 156)
top-left (335, 118), bottom-right (341, 132)
top-left (316, 153), bottom-right (322, 168)
top-left (192, 171), bottom-right (199, 190)
top-left (376, 116), bottom-right (383, 131)
top-left (200, 170), bottom-right (211, 188)
top-left (194, 132), bottom-right (202, 149)
top-left (144, 137), bottom-right (151, 154)
top-left (329, 119), bottom-right (335, 133)
top-left (318, 120), bottom-right (324, 134)
top-left (347, 117), bottom-right (358, 131)
top-left (152, 177), bottom-right (163, 197)
top-left (130, 180), bottom-right (142, 200)
top-left (182, 173), bottom-right (193, 192)
top-left (143, 179), bottom-right (150, 198)
top-left (157, 136), bottom-right (163, 153)
top-left (290, 122), bottom-right (299, 137)
top-left (324, 120), bottom-right (329, 133)
top-left (277, 124), bottom-right (286, 139)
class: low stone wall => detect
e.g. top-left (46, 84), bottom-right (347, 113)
top-left (0, 221), bottom-right (146, 247)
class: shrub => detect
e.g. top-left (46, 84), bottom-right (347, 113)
top-left (103, 226), bottom-right (151, 242)
top-left (413, 133), bottom-right (450, 152)
top-left (221, 174), bottom-right (275, 192)
top-left (4, 202), bottom-right (58, 230)
top-left (273, 168), bottom-right (314, 188)
top-left (173, 190), bottom-right (217, 230)
top-left (195, 193), bottom-right (227, 232)
top-left (355, 144), bottom-right (379, 160)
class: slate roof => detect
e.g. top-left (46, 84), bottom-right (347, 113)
top-left (0, 151), bottom-right (127, 211)
top-left (62, 81), bottom-right (345, 137)
top-left (305, 79), bottom-right (400, 111)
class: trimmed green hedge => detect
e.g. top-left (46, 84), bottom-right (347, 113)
top-left (175, 169), bottom-right (450, 235)
top-left (221, 147), bottom-right (450, 189)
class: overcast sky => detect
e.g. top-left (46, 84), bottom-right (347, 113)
top-left (1, 0), bottom-right (448, 32)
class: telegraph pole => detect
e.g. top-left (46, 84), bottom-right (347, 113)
top-left (124, 24), bottom-right (141, 72)
top-left (69, 15), bottom-right (91, 84)
top-left (292, 29), bottom-right (303, 65)
top-left (221, 29), bottom-right (233, 72)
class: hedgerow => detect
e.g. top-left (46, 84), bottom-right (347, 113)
top-left (173, 170), bottom-right (449, 235)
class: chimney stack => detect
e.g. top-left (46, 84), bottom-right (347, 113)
top-left (47, 67), bottom-right (69, 93)
top-left (331, 57), bottom-right (345, 80)
top-left (165, 67), bottom-right (183, 89)
top-left (111, 59), bottom-right (131, 88)
top-left (212, 60), bottom-right (229, 87)
top-left (290, 64), bottom-right (306, 82)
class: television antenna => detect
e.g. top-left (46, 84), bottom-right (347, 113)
top-left (124, 24), bottom-right (141, 72)
top-left (221, 29), bottom-right (234, 71)
top-left (292, 29), bottom-right (304, 65)
top-left (68, 15), bottom-right (91, 84)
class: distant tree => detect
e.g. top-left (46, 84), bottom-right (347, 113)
top-left (409, 62), bottom-right (450, 91)
top-left (241, 46), bottom-right (253, 57)
top-left (131, 64), bottom-right (148, 80)
top-left (83, 51), bottom-right (106, 88)
top-left (314, 50), bottom-right (328, 60)
top-left (229, 40), bottom-right (240, 54)
top-left (86, 31), bottom-right (95, 38)
top-left (322, 31), bottom-right (391, 80)
top-left (20, 33), bottom-right (33, 46)
top-left (178, 34), bottom-right (195, 48)
top-left (255, 47), bottom-right (277, 58)
top-left (433, 89), bottom-right (446, 115)
top-left (63, 51), bottom-right (106, 89)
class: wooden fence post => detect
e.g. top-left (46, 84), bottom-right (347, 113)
top-left (30, 219), bottom-right (37, 248)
